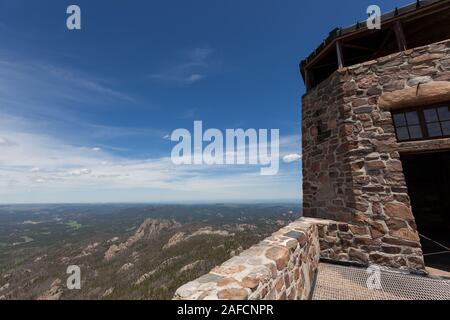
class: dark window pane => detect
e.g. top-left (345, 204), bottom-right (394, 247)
top-left (438, 106), bottom-right (450, 121)
top-left (393, 113), bottom-right (406, 127)
top-left (427, 123), bottom-right (443, 137)
top-left (424, 108), bottom-right (439, 123)
top-left (408, 125), bottom-right (423, 139)
top-left (396, 127), bottom-right (409, 141)
top-left (406, 111), bottom-right (419, 125)
top-left (442, 121), bottom-right (450, 135)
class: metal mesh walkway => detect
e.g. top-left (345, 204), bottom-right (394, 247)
top-left (312, 263), bottom-right (450, 300)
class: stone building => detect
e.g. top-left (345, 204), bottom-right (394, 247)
top-left (174, 1), bottom-right (450, 300)
top-left (301, 0), bottom-right (450, 272)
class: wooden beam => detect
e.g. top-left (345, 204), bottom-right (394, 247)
top-left (341, 43), bottom-right (375, 52)
top-left (311, 60), bottom-right (341, 70)
top-left (373, 29), bottom-right (394, 58)
top-left (394, 20), bottom-right (408, 51)
top-left (336, 41), bottom-right (344, 69)
top-left (305, 69), bottom-right (311, 91)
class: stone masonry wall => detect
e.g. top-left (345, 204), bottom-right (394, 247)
top-left (174, 218), bottom-right (320, 300)
top-left (302, 39), bottom-right (450, 272)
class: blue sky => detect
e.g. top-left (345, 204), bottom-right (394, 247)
top-left (0, 0), bottom-right (410, 203)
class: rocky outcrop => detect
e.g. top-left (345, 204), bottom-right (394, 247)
top-left (135, 270), bottom-right (157, 286)
top-left (135, 256), bottom-right (182, 286)
top-left (105, 219), bottom-right (180, 260)
top-left (118, 263), bottom-right (134, 274)
top-left (103, 287), bottom-right (114, 297)
top-left (37, 279), bottom-right (63, 300)
top-left (235, 224), bottom-right (257, 232)
top-left (163, 232), bottom-right (186, 250)
top-left (0, 283), bottom-right (9, 293)
top-left (75, 242), bottom-right (100, 259)
top-left (108, 237), bottom-right (119, 244)
top-left (189, 227), bottom-right (232, 238)
top-left (163, 227), bottom-right (233, 250)
top-left (180, 260), bottom-right (206, 274)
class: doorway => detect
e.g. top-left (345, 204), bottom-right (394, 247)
top-left (401, 151), bottom-right (450, 273)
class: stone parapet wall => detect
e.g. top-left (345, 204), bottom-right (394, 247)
top-left (174, 218), bottom-right (321, 300)
top-left (315, 220), bottom-right (424, 271)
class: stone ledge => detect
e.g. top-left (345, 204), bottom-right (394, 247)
top-left (173, 218), bottom-right (321, 300)
top-left (379, 81), bottom-right (450, 110)
top-left (399, 138), bottom-right (450, 153)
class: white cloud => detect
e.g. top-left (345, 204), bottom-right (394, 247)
top-left (0, 137), bottom-right (17, 147)
top-left (283, 154), bottom-right (302, 163)
top-left (31, 177), bottom-right (46, 184)
top-left (67, 168), bottom-right (92, 177)
top-left (186, 74), bottom-right (205, 83)
top-left (0, 111), bottom-right (301, 203)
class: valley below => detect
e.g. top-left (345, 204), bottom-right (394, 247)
top-left (0, 203), bottom-right (299, 300)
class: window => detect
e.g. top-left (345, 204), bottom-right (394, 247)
top-left (392, 105), bottom-right (450, 142)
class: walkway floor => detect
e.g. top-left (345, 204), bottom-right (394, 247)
top-left (312, 263), bottom-right (450, 300)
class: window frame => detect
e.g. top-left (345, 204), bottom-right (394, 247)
top-left (392, 104), bottom-right (450, 142)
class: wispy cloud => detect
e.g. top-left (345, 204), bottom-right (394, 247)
top-left (186, 74), bottom-right (205, 83)
top-left (0, 52), bottom-right (136, 121)
top-left (36, 63), bottom-right (136, 102)
top-left (188, 47), bottom-right (214, 62)
top-left (150, 46), bottom-right (219, 85)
